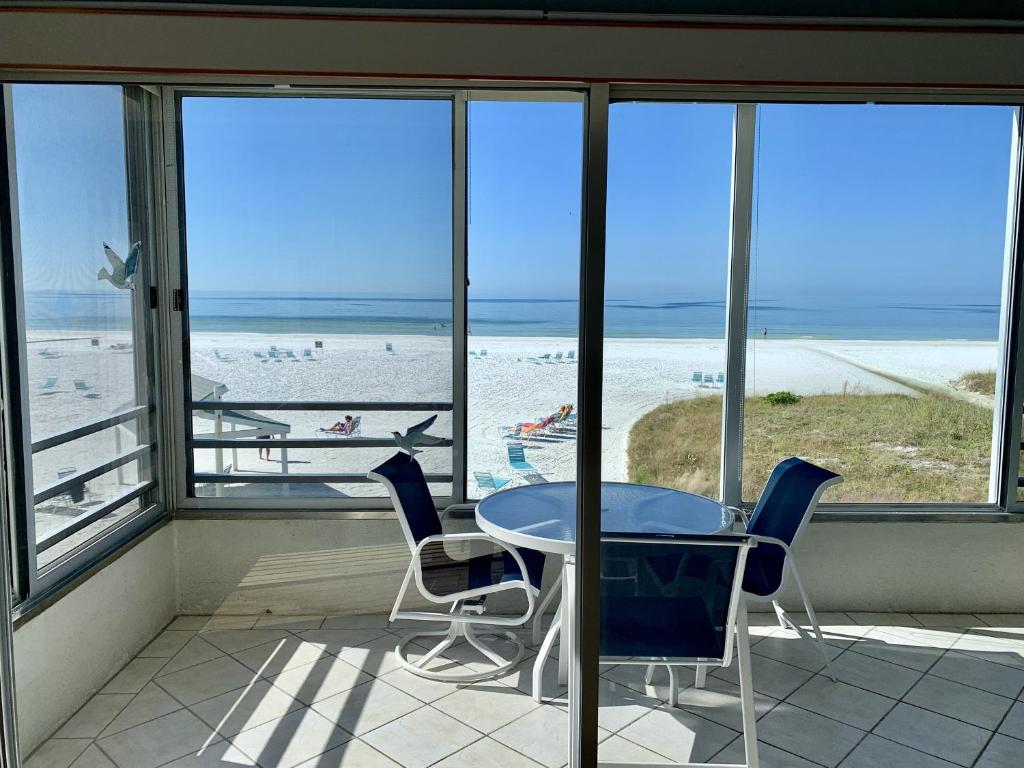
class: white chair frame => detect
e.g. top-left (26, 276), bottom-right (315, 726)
top-left (370, 467), bottom-right (539, 683)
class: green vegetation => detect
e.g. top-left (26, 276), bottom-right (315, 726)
top-left (954, 370), bottom-right (997, 397)
top-left (763, 391), bottom-right (802, 406)
top-left (628, 391), bottom-right (993, 503)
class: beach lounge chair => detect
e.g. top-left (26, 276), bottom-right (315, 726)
top-left (716, 371), bottom-right (725, 387)
top-left (538, 353), bottom-right (551, 362)
top-left (507, 443), bottom-right (535, 473)
top-left (480, 349), bottom-right (488, 357)
top-left (385, 342), bottom-right (394, 353)
top-left (567, 350), bottom-right (575, 361)
top-left (553, 352), bottom-right (563, 362)
top-left (214, 349), bottom-right (233, 362)
top-left (692, 371), bottom-right (703, 386)
top-left (368, 452), bottom-right (544, 682)
top-left (318, 416), bottom-right (362, 437)
top-left (39, 348), bottom-right (61, 359)
top-left (254, 351), bottom-right (265, 359)
top-left (39, 376), bottom-right (58, 394)
top-left (269, 345), bottom-right (279, 357)
top-left (74, 379), bottom-right (101, 399)
top-left (474, 471), bottom-right (511, 493)
top-left (595, 532), bottom-right (760, 767)
top-left (469, 350), bottom-right (477, 357)
top-left (303, 348), bottom-right (315, 360)
top-left (703, 373), bottom-right (715, 387)
top-left (503, 425), bottom-right (524, 441)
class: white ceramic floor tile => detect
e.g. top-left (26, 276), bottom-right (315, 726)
top-left (755, 702), bottom-right (864, 768)
top-left (491, 705), bottom-right (577, 768)
top-left (951, 630), bottom-right (1024, 669)
top-left (268, 656), bottom-right (373, 705)
top-left (433, 680), bottom-right (541, 732)
top-left (361, 705), bottom-right (481, 768)
top-left (597, 734), bottom-right (670, 764)
top-left (158, 655), bottom-right (261, 707)
top-left (873, 702), bottom-right (991, 767)
top-left (139, 631), bottom-right (197, 659)
top-left (377, 667), bottom-right (462, 704)
top-left (974, 733), bottom-right (1024, 768)
top-left (712, 654), bottom-right (814, 700)
top-left (322, 615), bottom-right (391, 630)
top-left (332, 634), bottom-right (406, 678)
top-left (296, 629), bottom-right (390, 655)
top-left (310, 679), bottom-right (422, 736)
top-left (596, 676), bottom-right (664, 733)
top-left (97, 709), bottom-right (220, 768)
top-left (200, 630), bottom-right (293, 656)
top-left (232, 638), bottom-right (329, 677)
top-left (904, 674), bottom-right (1013, 730)
top-left (711, 736), bottom-right (821, 768)
top-left (838, 734), bottom-right (960, 768)
top-left (431, 737), bottom-right (543, 768)
top-left (600, 663), bottom-right (676, 702)
top-left (911, 614), bottom-right (983, 628)
top-left (975, 615), bottom-right (1024, 628)
top-left (67, 745), bottom-right (117, 768)
top-left (846, 612), bottom-right (922, 626)
top-left (101, 682), bottom-right (182, 737)
top-left (55, 694), bottom-right (133, 738)
top-left (616, 707), bottom-right (738, 766)
top-left (189, 679), bottom-right (305, 737)
top-left (252, 615), bottom-right (325, 631)
top-left (100, 658), bottom-right (168, 695)
top-left (230, 707), bottom-right (350, 768)
top-left (929, 651), bottom-right (1024, 698)
top-left (293, 739), bottom-right (401, 768)
top-left (786, 675), bottom-right (895, 731)
top-left (826, 649), bottom-right (923, 699)
top-left (202, 616), bottom-right (260, 631)
top-left (752, 634), bottom-right (843, 673)
top-left (997, 700), bottom-right (1024, 740)
top-left (25, 739), bottom-right (91, 768)
top-left (846, 630), bottom-right (948, 672)
top-left (166, 616), bottom-right (212, 632)
top-left (159, 637), bottom-right (227, 677)
top-left (157, 742), bottom-right (258, 767)
top-left (674, 675), bottom-right (779, 732)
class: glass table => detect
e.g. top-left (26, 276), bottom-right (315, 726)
top-left (476, 481), bottom-right (734, 700)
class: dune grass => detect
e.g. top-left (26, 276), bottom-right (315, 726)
top-left (628, 391), bottom-right (994, 503)
top-left (954, 370), bottom-right (997, 396)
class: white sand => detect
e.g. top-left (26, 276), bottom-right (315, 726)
top-left (25, 331), bottom-right (998, 522)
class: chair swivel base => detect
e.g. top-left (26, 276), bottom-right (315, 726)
top-left (395, 622), bottom-right (525, 683)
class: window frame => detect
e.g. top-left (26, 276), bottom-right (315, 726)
top-left (0, 83), bottom-right (167, 606)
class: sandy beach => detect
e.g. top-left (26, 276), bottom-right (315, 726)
top-left (23, 329), bottom-right (998, 526)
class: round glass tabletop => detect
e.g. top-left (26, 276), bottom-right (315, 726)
top-left (475, 481), bottom-right (734, 556)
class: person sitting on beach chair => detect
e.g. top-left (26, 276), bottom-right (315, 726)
top-left (324, 415), bottom-right (355, 435)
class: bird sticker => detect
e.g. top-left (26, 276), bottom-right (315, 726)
top-left (98, 241), bottom-right (142, 290)
top-left (392, 415), bottom-right (446, 456)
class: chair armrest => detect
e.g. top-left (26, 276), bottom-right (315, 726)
top-left (726, 505), bottom-right (750, 528)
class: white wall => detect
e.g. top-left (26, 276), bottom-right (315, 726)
top-left (13, 524), bottom-right (176, 755)
top-left (174, 517), bottom-right (1024, 617)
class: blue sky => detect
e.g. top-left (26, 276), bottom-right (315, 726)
top-left (10, 86), bottom-right (1017, 307)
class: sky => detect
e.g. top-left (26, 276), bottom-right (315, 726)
top-left (9, 85), bottom-right (1018, 306)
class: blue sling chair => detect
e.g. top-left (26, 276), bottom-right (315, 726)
top-left (369, 452), bottom-right (546, 682)
top-left (647, 457), bottom-right (843, 701)
top-left (600, 532), bottom-right (761, 768)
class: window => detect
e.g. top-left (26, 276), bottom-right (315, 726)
top-left (743, 104), bottom-right (1018, 503)
top-left (605, 102), bottom-right (735, 497)
top-left (178, 95), bottom-right (454, 500)
top-left (466, 94), bottom-right (584, 496)
top-left (2, 84), bottom-right (159, 583)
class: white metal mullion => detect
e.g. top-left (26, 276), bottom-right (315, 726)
top-left (720, 104), bottom-right (757, 508)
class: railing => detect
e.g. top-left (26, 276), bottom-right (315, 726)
top-left (188, 400), bottom-right (455, 489)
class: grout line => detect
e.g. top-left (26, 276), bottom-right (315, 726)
top-left (969, 691), bottom-right (1023, 767)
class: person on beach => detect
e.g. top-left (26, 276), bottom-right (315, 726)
top-left (328, 416), bottom-right (354, 435)
top-left (258, 435), bottom-right (271, 461)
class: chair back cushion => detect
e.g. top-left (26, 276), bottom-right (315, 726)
top-left (368, 452), bottom-right (442, 550)
top-left (599, 535), bottom-right (751, 662)
top-left (743, 457), bottom-right (842, 597)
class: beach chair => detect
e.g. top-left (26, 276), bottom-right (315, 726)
top-left (385, 342), bottom-right (394, 353)
top-left (507, 443), bottom-right (535, 473)
top-left (595, 532), bottom-right (761, 768)
top-left (57, 467), bottom-right (86, 504)
top-left (39, 376), bottom-right (58, 394)
top-left (39, 348), bottom-right (62, 359)
top-left (553, 352), bottom-right (563, 362)
top-left (254, 351), bottom-right (265, 359)
top-left (567, 350), bottom-right (575, 361)
top-left (74, 379), bottom-right (101, 399)
top-left (214, 349), bottom-right (233, 362)
top-left (703, 373), bottom-right (715, 387)
top-left (368, 452), bottom-right (545, 682)
top-left (692, 371), bottom-right (703, 386)
top-left (716, 371), bottom-right (726, 387)
top-left (469, 350), bottom-right (477, 357)
top-left (303, 348), bottom-right (315, 360)
top-left (503, 425), bottom-right (524, 441)
top-left (269, 345), bottom-right (279, 357)
top-left (538, 353), bottom-right (551, 362)
top-left (284, 350), bottom-right (299, 362)
top-left (474, 471), bottom-right (511, 493)
top-left (480, 349), bottom-right (488, 357)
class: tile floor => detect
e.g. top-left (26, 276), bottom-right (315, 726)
top-left (24, 612), bottom-right (1024, 768)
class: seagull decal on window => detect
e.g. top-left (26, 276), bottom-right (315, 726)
top-left (392, 414), bottom-right (446, 456)
top-left (98, 241), bottom-right (142, 290)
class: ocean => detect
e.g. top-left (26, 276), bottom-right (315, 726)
top-left (23, 291), bottom-right (1002, 341)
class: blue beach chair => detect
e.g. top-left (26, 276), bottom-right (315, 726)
top-left (39, 376), bottom-right (58, 394)
top-left (507, 443), bottom-right (535, 473)
top-left (474, 471), bottom-right (511, 493)
top-left (692, 371), bottom-right (703, 386)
